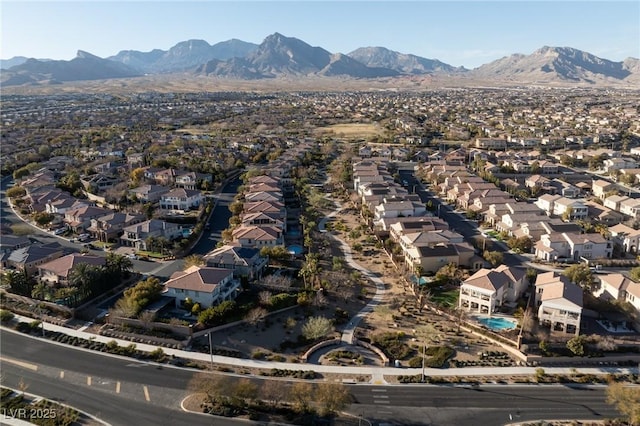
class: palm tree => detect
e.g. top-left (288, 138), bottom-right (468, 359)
top-left (105, 252), bottom-right (133, 278)
top-left (68, 263), bottom-right (99, 300)
top-left (31, 282), bottom-right (50, 301)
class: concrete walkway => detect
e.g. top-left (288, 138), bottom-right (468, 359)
top-left (4, 315), bottom-right (637, 379)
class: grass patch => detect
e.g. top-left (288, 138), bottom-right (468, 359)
top-left (431, 289), bottom-right (458, 309)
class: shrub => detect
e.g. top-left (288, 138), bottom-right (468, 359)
top-left (373, 332), bottom-right (413, 360)
top-left (0, 310), bottom-right (14, 322)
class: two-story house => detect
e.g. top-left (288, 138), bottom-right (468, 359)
top-left (164, 266), bottom-right (239, 309)
top-left (204, 243), bottom-right (268, 280)
top-left (159, 188), bottom-right (202, 212)
top-left (535, 272), bottom-right (583, 335)
top-left (459, 265), bottom-right (527, 315)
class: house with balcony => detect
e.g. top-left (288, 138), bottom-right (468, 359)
top-left (38, 253), bottom-right (105, 286)
top-left (175, 171), bottom-right (211, 190)
top-left (374, 199), bottom-right (426, 221)
top-left (204, 243), bottom-right (268, 280)
top-left (459, 265), bottom-right (527, 315)
top-left (534, 272), bottom-right (583, 335)
top-left (604, 194), bottom-right (630, 212)
top-left (552, 197), bottom-right (588, 220)
top-left (159, 188), bottom-right (202, 212)
top-left (164, 265), bottom-right (239, 309)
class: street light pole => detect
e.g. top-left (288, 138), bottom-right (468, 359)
top-left (422, 342), bottom-right (426, 382)
top-left (41, 320), bottom-right (45, 337)
top-left (207, 333), bottom-right (214, 370)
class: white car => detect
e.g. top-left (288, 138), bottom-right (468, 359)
top-left (53, 228), bottom-right (66, 235)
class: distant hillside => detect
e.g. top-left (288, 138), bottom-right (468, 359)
top-left (348, 46), bottom-right (462, 74)
top-left (2, 36), bottom-right (638, 87)
top-left (471, 46), bottom-right (634, 84)
top-left (196, 33), bottom-right (399, 79)
top-left (1, 51), bottom-right (141, 86)
top-left (108, 39), bottom-right (259, 73)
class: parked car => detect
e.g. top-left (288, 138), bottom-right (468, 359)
top-left (78, 233), bottom-right (90, 242)
top-left (53, 228), bottom-right (66, 235)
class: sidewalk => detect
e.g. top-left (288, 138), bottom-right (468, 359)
top-left (4, 314), bottom-right (638, 380)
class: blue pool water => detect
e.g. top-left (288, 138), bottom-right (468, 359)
top-left (477, 316), bottom-right (517, 331)
top-left (287, 245), bottom-right (304, 255)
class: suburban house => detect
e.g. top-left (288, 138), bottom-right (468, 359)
top-left (552, 197), bottom-right (588, 220)
top-left (593, 273), bottom-right (640, 311)
top-left (129, 184), bottom-right (170, 203)
top-left (88, 212), bottom-right (145, 242)
top-left (164, 265), bottom-right (240, 308)
top-left (592, 179), bottom-right (616, 200)
top-left (609, 223), bottom-right (640, 254)
top-left (534, 271), bottom-right (583, 334)
top-left (459, 265), bottom-right (527, 315)
top-left (63, 206), bottom-right (112, 233)
top-left (175, 171), bottom-right (212, 190)
top-left (38, 253), bottom-right (105, 286)
top-left (232, 225), bottom-right (284, 248)
top-left (120, 219), bottom-right (183, 250)
top-left (585, 201), bottom-right (626, 225)
top-left (0, 235), bottom-right (32, 255)
top-left (534, 232), bottom-right (613, 262)
top-left (619, 198), bottom-right (640, 218)
top-left (159, 188), bottom-right (203, 212)
top-left (204, 244), bottom-right (268, 280)
top-left (6, 243), bottom-right (64, 275)
top-left (373, 199), bottom-right (426, 221)
top-left (603, 195), bottom-right (631, 212)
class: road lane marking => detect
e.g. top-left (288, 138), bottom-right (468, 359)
top-left (60, 371), bottom-right (64, 379)
top-left (372, 389), bottom-right (387, 392)
top-left (143, 385), bottom-right (150, 401)
top-left (373, 395), bottom-right (389, 399)
top-left (0, 357), bottom-right (38, 371)
top-left (116, 381), bottom-right (121, 394)
top-left (373, 400), bottom-right (390, 404)
top-left (87, 376), bottom-right (92, 386)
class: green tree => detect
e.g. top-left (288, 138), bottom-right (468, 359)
top-left (483, 250), bottom-right (504, 267)
top-left (563, 264), bottom-right (594, 290)
top-left (566, 335), bottom-right (586, 356)
top-left (105, 252), bottom-right (133, 279)
top-left (631, 266), bottom-right (640, 282)
top-left (6, 186), bottom-right (26, 199)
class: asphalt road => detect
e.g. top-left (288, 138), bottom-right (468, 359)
top-left (347, 384), bottom-right (619, 426)
top-left (1, 331), bottom-right (623, 426)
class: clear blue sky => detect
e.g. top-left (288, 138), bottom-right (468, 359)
top-left (2, 1), bottom-right (639, 68)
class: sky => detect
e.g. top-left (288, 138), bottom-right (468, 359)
top-left (1, 1), bottom-right (639, 69)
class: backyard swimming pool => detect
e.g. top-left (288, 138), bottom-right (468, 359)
top-left (476, 316), bottom-right (517, 331)
top-left (287, 245), bottom-right (304, 255)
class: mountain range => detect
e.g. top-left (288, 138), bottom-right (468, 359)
top-left (1, 32), bottom-right (638, 87)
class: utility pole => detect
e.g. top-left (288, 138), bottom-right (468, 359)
top-left (422, 342), bottom-right (426, 382)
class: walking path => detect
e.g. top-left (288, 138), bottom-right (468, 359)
top-left (4, 315), bottom-right (637, 379)
top-left (318, 198), bottom-right (386, 345)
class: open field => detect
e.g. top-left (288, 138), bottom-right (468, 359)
top-left (314, 123), bottom-right (384, 139)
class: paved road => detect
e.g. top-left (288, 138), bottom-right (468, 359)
top-left (347, 384), bottom-right (619, 426)
top-left (191, 174), bottom-right (242, 256)
top-left (1, 330), bottom-right (623, 426)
